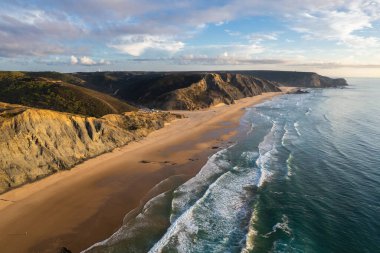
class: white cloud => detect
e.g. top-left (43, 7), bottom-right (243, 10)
top-left (70, 55), bottom-right (78, 64)
top-left (99, 59), bottom-right (111, 65)
top-left (109, 35), bottom-right (185, 56)
top-left (174, 54), bottom-right (286, 65)
top-left (224, 29), bottom-right (241, 37)
top-left (69, 55), bottom-right (110, 65)
top-left (288, 1), bottom-right (380, 48)
top-left (80, 56), bottom-right (96, 65)
top-left (215, 21), bottom-right (226, 26)
top-left (248, 32), bottom-right (279, 43)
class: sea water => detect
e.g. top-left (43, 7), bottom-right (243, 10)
top-left (148, 78), bottom-right (380, 253)
top-left (85, 78), bottom-right (380, 253)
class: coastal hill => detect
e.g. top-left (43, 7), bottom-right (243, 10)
top-left (230, 70), bottom-right (348, 87)
top-left (0, 71), bottom-right (137, 117)
top-left (0, 71), bottom-right (346, 112)
top-left (75, 72), bottom-right (281, 110)
top-left (73, 71), bottom-right (346, 109)
top-left (0, 102), bottom-right (181, 193)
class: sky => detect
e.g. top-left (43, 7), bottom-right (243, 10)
top-left (1, 0), bottom-right (380, 77)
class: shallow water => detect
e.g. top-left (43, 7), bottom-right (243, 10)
top-left (149, 79), bottom-right (380, 253)
top-left (86, 78), bottom-right (380, 253)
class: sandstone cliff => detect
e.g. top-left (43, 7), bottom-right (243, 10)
top-left (0, 102), bottom-right (180, 194)
top-left (151, 73), bottom-right (281, 110)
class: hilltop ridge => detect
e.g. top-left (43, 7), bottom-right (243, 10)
top-left (75, 72), bottom-right (281, 110)
top-left (0, 71), bottom-right (136, 117)
top-left (230, 70), bottom-right (348, 87)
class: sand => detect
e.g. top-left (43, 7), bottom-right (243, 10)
top-left (0, 88), bottom-right (293, 253)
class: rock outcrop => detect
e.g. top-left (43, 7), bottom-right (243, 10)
top-left (151, 73), bottom-right (281, 110)
top-left (0, 102), bottom-right (181, 193)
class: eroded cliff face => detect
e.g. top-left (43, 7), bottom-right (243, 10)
top-left (152, 73), bottom-right (281, 110)
top-left (0, 102), bottom-right (180, 193)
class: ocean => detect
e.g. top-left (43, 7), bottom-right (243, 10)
top-left (86, 78), bottom-right (380, 253)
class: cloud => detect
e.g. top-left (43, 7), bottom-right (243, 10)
top-left (109, 35), bottom-right (185, 56)
top-left (184, 42), bottom-right (266, 60)
top-left (248, 32), bottom-right (279, 43)
top-left (292, 62), bottom-right (380, 69)
top-left (99, 59), bottom-right (111, 65)
top-left (70, 55), bottom-right (78, 64)
top-left (224, 29), bottom-right (241, 37)
top-left (0, 6), bottom-right (86, 57)
top-left (80, 56), bottom-right (96, 65)
top-left (288, 1), bottom-right (380, 48)
top-left (70, 55), bottom-right (110, 65)
top-left (1, 0), bottom-right (380, 75)
top-left (177, 0), bottom-right (380, 48)
top-left (175, 56), bottom-right (286, 65)
top-left (129, 54), bottom-right (286, 65)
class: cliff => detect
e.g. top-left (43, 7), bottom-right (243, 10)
top-left (151, 73), bottom-right (281, 110)
top-left (75, 72), bottom-right (281, 110)
top-left (0, 102), bottom-right (181, 194)
top-left (230, 70), bottom-right (348, 87)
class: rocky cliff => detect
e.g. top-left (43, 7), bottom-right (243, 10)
top-left (230, 70), bottom-right (348, 87)
top-left (0, 102), bottom-right (181, 194)
top-left (75, 72), bottom-right (281, 110)
top-left (151, 73), bottom-right (281, 110)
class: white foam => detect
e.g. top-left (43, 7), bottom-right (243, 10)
top-left (255, 121), bottom-right (280, 187)
top-left (305, 107), bottom-right (312, 115)
top-left (170, 148), bottom-right (231, 222)
top-left (286, 153), bottom-right (295, 178)
top-left (262, 214), bottom-right (292, 238)
top-left (149, 165), bottom-right (260, 252)
top-left (294, 121), bottom-right (301, 136)
top-left (82, 192), bottom-right (169, 253)
top-left (241, 151), bottom-right (259, 162)
top-left (281, 123), bottom-right (291, 146)
top-left (246, 122), bottom-right (255, 135)
top-left (241, 202), bottom-right (260, 253)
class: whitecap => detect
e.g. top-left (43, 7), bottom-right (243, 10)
top-left (262, 214), bottom-right (292, 238)
top-left (255, 121), bottom-right (280, 187)
top-left (286, 153), bottom-right (295, 178)
top-left (170, 148), bottom-right (231, 222)
top-left (294, 121), bottom-right (301, 136)
top-left (241, 202), bottom-right (260, 253)
top-left (149, 167), bottom-right (260, 253)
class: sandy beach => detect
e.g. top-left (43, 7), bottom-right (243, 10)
top-left (0, 88), bottom-right (292, 253)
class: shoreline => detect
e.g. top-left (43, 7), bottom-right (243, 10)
top-left (0, 88), bottom-right (293, 253)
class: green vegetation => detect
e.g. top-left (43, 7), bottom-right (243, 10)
top-left (0, 71), bottom-right (136, 117)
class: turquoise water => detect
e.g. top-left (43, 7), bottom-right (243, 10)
top-left (148, 79), bottom-right (380, 252)
top-left (85, 79), bottom-right (380, 253)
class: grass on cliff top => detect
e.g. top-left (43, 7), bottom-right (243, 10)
top-left (0, 71), bottom-right (136, 117)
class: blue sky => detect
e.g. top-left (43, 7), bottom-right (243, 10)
top-left (1, 0), bottom-right (380, 77)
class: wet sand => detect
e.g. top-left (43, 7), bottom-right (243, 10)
top-left (0, 89), bottom-right (292, 253)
